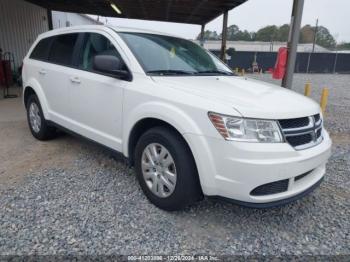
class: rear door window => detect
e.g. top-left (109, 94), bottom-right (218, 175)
top-left (48, 33), bottom-right (79, 66)
top-left (30, 37), bottom-right (53, 61)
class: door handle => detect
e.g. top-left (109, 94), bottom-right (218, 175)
top-left (70, 76), bottom-right (81, 84)
top-left (39, 69), bottom-right (47, 75)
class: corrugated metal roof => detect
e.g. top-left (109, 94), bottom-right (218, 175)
top-left (24, 0), bottom-right (248, 25)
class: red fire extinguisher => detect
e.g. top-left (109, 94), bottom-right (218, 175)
top-left (272, 47), bottom-right (288, 79)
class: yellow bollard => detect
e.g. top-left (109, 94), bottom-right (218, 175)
top-left (320, 88), bottom-right (329, 113)
top-left (235, 67), bottom-right (239, 74)
top-left (241, 69), bottom-right (245, 76)
top-left (304, 82), bottom-right (311, 97)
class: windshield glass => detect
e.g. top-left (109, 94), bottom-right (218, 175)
top-left (118, 32), bottom-right (234, 76)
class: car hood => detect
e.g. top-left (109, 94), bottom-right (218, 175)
top-left (152, 75), bottom-right (320, 119)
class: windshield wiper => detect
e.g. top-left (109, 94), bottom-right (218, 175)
top-left (147, 70), bottom-right (195, 75)
top-left (195, 70), bottom-right (234, 75)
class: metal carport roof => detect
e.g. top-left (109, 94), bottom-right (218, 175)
top-left (23, 0), bottom-right (305, 89)
top-left (24, 0), bottom-right (247, 25)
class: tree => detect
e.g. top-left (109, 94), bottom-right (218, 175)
top-left (196, 30), bottom-right (220, 40)
top-left (316, 26), bottom-right (336, 49)
top-left (226, 25), bottom-right (252, 41)
top-left (300, 25), bottom-right (315, 43)
top-left (276, 24), bottom-right (290, 41)
top-left (236, 30), bottom-right (252, 41)
top-left (337, 42), bottom-right (350, 50)
top-left (226, 25), bottom-right (240, 40)
top-left (300, 25), bottom-right (336, 48)
top-left (195, 24), bottom-right (337, 49)
top-left (255, 25), bottom-right (279, 41)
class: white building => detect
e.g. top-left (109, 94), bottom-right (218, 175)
top-left (52, 11), bottom-right (102, 29)
top-left (195, 40), bottom-right (330, 53)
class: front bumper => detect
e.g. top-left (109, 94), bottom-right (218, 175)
top-left (184, 130), bottom-right (332, 205)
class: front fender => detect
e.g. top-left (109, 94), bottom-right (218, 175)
top-left (123, 101), bottom-right (203, 157)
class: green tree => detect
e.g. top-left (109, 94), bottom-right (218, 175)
top-left (255, 25), bottom-right (279, 41)
top-left (337, 42), bottom-right (350, 50)
top-left (276, 24), bottom-right (290, 41)
top-left (195, 24), bottom-right (336, 48)
top-left (224, 25), bottom-right (252, 41)
top-left (226, 25), bottom-right (240, 40)
top-left (196, 30), bottom-right (220, 40)
top-left (236, 30), bottom-right (252, 41)
top-left (316, 26), bottom-right (336, 48)
top-left (300, 25), bottom-right (336, 48)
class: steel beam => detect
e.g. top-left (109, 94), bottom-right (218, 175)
top-left (47, 9), bottom-right (53, 30)
top-left (220, 11), bottom-right (228, 62)
top-left (200, 24), bottom-right (205, 46)
top-left (282, 0), bottom-right (304, 89)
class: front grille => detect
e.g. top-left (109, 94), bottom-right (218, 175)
top-left (279, 117), bottom-right (309, 129)
top-left (286, 133), bottom-right (313, 147)
top-left (316, 128), bottom-right (322, 138)
top-left (279, 114), bottom-right (323, 150)
top-left (250, 179), bottom-right (289, 196)
top-left (314, 114), bottom-right (320, 123)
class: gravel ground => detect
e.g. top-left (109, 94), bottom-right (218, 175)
top-left (0, 74), bottom-right (349, 256)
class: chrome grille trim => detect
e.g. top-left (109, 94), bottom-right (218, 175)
top-left (279, 114), bottom-right (323, 150)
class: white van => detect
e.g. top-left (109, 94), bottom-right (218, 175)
top-left (22, 26), bottom-right (331, 210)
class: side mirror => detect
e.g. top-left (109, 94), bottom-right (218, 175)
top-left (93, 55), bottom-right (131, 80)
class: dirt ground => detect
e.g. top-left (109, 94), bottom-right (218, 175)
top-left (0, 91), bottom-right (104, 188)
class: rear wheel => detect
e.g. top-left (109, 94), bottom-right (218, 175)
top-left (26, 94), bottom-right (56, 140)
top-left (134, 126), bottom-right (203, 211)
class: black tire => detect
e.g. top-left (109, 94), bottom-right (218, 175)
top-left (26, 94), bottom-right (56, 140)
top-left (134, 126), bottom-right (203, 211)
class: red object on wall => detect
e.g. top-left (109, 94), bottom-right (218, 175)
top-left (0, 58), bottom-right (4, 86)
top-left (272, 47), bottom-right (288, 79)
top-left (2, 60), bottom-right (13, 86)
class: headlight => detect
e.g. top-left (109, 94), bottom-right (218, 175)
top-left (208, 112), bottom-right (283, 143)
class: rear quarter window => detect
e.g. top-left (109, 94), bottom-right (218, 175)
top-left (29, 37), bottom-right (53, 61)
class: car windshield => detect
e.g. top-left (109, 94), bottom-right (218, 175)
top-left (118, 32), bottom-right (234, 76)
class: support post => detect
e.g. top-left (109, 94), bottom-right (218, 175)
top-left (282, 0), bottom-right (304, 89)
top-left (306, 18), bottom-right (318, 73)
top-left (320, 88), bottom-right (329, 113)
top-left (220, 11), bottom-right (228, 62)
top-left (200, 24), bottom-right (205, 47)
top-left (47, 9), bottom-right (53, 30)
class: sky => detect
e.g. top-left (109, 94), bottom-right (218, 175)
top-left (104, 0), bottom-right (350, 43)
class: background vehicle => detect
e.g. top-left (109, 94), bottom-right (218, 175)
top-left (22, 26), bottom-right (331, 210)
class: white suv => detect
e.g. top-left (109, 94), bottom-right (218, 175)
top-left (22, 26), bottom-right (331, 210)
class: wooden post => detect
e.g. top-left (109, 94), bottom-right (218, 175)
top-left (220, 11), bottom-right (228, 63)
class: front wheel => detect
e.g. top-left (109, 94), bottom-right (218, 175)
top-left (26, 94), bottom-right (56, 140)
top-left (134, 126), bottom-right (203, 211)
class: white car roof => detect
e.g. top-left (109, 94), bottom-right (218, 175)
top-left (37, 25), bottom-right (180, 39)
